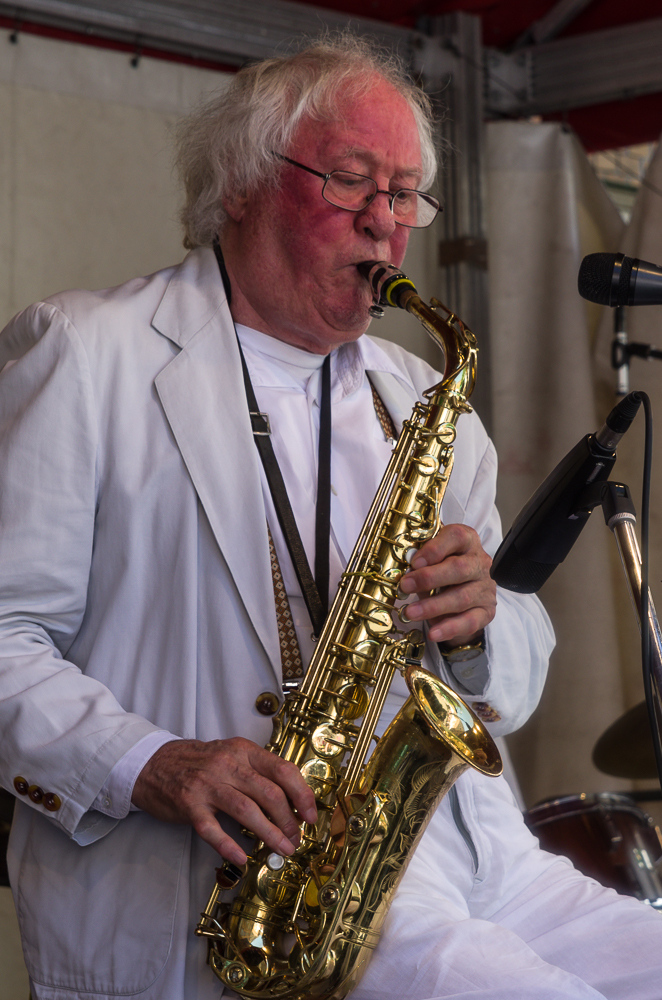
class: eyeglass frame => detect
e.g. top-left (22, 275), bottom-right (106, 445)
top-left (274, 154), bottom-right (442, 229)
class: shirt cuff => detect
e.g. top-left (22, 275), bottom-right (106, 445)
top-left (440, 631), bottom-right (491, 696)
top-left (92, 731), bottom-right (182, 819)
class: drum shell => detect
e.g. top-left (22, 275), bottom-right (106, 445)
top-left (525, 792), bottom-right (662, 906)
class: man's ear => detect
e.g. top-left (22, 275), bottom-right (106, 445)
top-left (223, 191), bottom-right (249, 223)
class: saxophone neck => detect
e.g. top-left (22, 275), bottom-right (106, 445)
top-left (399, 288), bottom-right (478, 404)
top-left (358, 260), bottom-right (477, 401)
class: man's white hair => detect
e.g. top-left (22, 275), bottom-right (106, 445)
top-left (175, 33), bottom-right (438, 249)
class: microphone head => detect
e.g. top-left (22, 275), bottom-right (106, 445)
top-left (578, 253), bottom-right (632, 306)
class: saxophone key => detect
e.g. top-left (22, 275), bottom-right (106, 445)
top-left (312, 723), bottom-right (351, 758)
top-left (215, 862), bottom-right (246, 889)
top-left (414, 454), bottom-right (440, 476)
top-left (300, 758), bottom-right (339, 799)
top-left (255, 857), bottom-right (300, 906)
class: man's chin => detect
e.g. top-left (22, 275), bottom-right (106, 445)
top-left (331, 286), bottom-right (375, 333)
top-left (327, 310), bottom-right (372, 341)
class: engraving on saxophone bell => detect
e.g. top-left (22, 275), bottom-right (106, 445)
top-left (196, 262), bottom-right (503, 1000)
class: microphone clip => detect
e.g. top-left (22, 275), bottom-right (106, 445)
top-left (572, 479), bottom-right (631, 520)
top-left (612, 340), bottom-right (662, 366)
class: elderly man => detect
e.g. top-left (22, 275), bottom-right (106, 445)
top-left (0, 34), bottom-right (660, 1000)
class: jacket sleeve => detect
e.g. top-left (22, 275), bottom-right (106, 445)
top-left (0, 303), bottom-right (161, 842)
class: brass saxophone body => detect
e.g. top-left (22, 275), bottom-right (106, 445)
top-left (197, 262), bottom-right (502, 999)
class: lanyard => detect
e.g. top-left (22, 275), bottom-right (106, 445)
top-left (212, 241), bottom-right (331, 638)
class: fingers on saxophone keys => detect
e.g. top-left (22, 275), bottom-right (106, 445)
top-left (219, 788), bottom-right (300, 858)
top-left (402, 601), bottom-right (423, 622)
top-left (256, 752), bottom-right (318, 827)
top-left (242, 785), bottom-right (304, 852)
top-left (191, 807), bottom-right (248, 867)
top-left (400, 582), bottom-right (444, 617)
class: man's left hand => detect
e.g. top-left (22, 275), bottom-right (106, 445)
top-left (399, 523), bottom-right (496, 646)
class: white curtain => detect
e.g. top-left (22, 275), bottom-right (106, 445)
top-left (0, 32), bottom-right (231, 326)
top-left (486, 122), bottom-right (633, 806)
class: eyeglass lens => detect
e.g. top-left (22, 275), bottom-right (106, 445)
top-left (323, 171), bottom-right (438, 228)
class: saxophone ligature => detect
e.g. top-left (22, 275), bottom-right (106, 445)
top-left (196, 261), bottom-right (503, 999)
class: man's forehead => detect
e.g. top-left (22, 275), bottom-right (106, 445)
top-left (293, 103), bottom-right (422, 179)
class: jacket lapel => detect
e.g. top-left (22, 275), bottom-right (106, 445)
top-left (364, 367), bottom-right (414, 433)
top-left (151, 249), bottom-right (282, 682)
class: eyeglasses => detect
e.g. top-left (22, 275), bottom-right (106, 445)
top-left (276, 154), bottom-right (441, 229)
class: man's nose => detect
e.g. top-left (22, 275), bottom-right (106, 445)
top-left (355, 191), bottom-right (398, 242)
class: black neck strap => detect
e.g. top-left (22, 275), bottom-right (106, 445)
top-left (212, 240), bottom-right (331, 638)
top-left (315, 353), bottom-right (332, 616)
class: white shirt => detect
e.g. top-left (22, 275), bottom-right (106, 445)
top-left (236, 323), bottom-right (398, 666)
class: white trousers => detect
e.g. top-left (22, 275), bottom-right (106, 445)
top-left (354, 772), bottom-right (662, 1000)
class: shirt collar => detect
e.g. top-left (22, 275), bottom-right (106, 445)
top-left (236, 323), bottom-right (410, 400)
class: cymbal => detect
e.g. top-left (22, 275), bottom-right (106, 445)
top-left (592, 701), bottom-right (657, 779)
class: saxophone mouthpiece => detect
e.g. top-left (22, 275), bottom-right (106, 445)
top-left (358, 261), bottom-right (418, 311)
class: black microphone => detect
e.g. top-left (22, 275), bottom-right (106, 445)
top-left (578, 253), bottom-right (662, 307)
top-left (490, 392), bottom-right (643, 594)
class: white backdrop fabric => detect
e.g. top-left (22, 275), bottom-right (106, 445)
top-left (485, 121), bottom-right (638, 806)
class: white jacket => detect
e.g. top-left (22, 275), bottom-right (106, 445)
top-left (0, 248), bottom-right (554, 998)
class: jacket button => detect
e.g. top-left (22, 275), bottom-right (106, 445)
top-left (13, 776), bottom-right (29, 795)
top-left (43, 792), bottom-right (62, 812)
top-left (28, 785), bottom-right (44, 804)
top-left (255, 692), bottom-right (280, 716)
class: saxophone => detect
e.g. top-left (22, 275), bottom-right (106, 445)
top-left (196, 261), bottom-right (503, 998)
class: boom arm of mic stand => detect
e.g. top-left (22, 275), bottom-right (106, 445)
top-left (602, 482), bottom-right (662, 789)
top-left (613, 342), bottom-right (662, 365)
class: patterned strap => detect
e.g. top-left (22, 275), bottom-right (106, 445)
top-left (369, 378), bottom-right (397, 441)
top-left (268, 528), bottom-right (304, 682)
top-left (269, 379), bottom-right (397, 685)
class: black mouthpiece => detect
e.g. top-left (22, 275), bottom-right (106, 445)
top-left (358, 260), bottom-right (418, 310)
top-left (357, 261), bottom-right (375, 283)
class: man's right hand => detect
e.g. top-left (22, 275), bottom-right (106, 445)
top-left (131, 738), bottom-right (318, 866)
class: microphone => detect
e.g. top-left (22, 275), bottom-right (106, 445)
top-left (490, 392), bottom-right (642, 593)
top-left (578, 253), bottom-right (662, 307)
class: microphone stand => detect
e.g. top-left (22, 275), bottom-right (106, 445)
top-left (612, 306), bottom-right (662, 395)
top-left (613, 306), bottom-right (629, 396)
top-left (598, 482), bottom-right (662, 789)
top-left (614, 343), bottom-right (662, 364)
